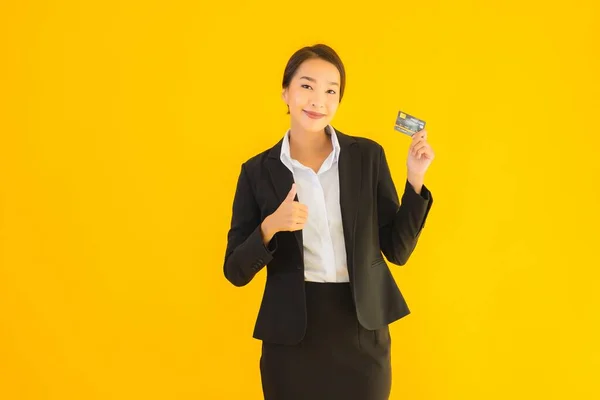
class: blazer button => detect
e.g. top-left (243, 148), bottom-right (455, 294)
top-left (296, 266), bottom-right (302, 270)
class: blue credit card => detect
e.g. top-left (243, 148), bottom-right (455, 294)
top-left (394, 110), bottom-right (425, 137)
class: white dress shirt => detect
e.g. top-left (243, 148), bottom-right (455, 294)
top-left (280, 124), bottom-right (350, 283)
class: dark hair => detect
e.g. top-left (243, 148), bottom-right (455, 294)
top-left (282, 44), bottom-right (346, 114)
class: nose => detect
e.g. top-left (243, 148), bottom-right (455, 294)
top-left (311, 96), bottom-right (325, 108)
top-left (311, 93), bottom-right (326, 108)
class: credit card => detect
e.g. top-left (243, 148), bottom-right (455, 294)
top-left (394, 110), bottom-right (426, 137)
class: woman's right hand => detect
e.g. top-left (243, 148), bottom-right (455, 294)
top-left (261, 183), bottom-right (308, 244)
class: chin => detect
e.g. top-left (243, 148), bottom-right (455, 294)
top-left (303, 121), bottom-right (328, 133)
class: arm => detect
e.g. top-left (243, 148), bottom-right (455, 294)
top-left (223, 163), bottom-right (278, 287)
top-left (377, 145), bottom-right (433, 265)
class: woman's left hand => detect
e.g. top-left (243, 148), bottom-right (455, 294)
top-left (407, 129), bottom-right (435, 175)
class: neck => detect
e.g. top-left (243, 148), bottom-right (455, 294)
top-left (288, 123), bottom-right (331, 158)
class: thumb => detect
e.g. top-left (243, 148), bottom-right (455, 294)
top-left (285, 183), bottom-right (297, 202)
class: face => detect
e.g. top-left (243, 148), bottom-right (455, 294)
top-left (282, 58), bottom-right (341, 134)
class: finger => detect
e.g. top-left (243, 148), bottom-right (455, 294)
top-left (416, 143), bottom-right (431, 153)
top-left (412, 129), bottom-right (427, 141)
top-left (410, 134), bottom-right (428, 145)
top-left (294, 206), bottom-right (308, 219)
top-left (294, 214), bottom-right (308, 224)
top-left (285, 183), bottom-right (297, 202)
top-left (411, 141), bottom-right (427, 155)
top-left (410, 138), bottom-right (426, 151)
top-left (414, 145), bottom-right (431, 158)
top-left (416, 145), bottom-right (432, 159)
top-left (286, 218), bottom-right (302, 231)
top-left (295, 203), bottom-right (309, 214)
top-left (412, 142), bottom-right (428, 154)
top-left (290, 222), bottom-right (305, 231)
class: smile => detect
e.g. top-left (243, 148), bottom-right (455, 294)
top-left (303, 110), bottom-right (326, 119)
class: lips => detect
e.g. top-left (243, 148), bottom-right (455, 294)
top-left (303, 110), bottom-right (326, 119)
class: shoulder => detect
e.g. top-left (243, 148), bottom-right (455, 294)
top-left (241, 147), bottom-right (271, 170)
top-left (333, 127), bottom-right (384, 160)
top-left (236, 138), bottom-right (283, 185)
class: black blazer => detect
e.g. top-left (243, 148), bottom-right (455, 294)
top-left (223, 127), bottom-right (433, 345)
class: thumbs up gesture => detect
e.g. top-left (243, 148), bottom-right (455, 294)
top-left (260, 183), bottom-right (308, 245)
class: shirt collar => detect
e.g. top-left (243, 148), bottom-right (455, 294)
top-left (280, 124), bottom-right (340, 167)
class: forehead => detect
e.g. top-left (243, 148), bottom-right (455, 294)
top-left (294, 58), bottom-right (340, 84)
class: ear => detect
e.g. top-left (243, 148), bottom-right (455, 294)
top-left (281, 88), bottom-right (288, 104)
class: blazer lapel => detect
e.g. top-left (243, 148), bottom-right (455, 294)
top-left (336, 129), bottom-right (361, 274)
top-left (266, 140), bottom-right (303, 254)
top-left (265, 128), bottom-right (361, 270)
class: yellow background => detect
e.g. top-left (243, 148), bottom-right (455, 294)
top-left (1, 1), bottom-right (599, 399)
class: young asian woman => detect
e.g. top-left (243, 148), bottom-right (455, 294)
top-left (223, 43), bottom-right (435, 400)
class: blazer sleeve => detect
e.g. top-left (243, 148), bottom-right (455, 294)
top-left (377, 145), bottom-right (433, 266)
top-left (223, 163), bottom-right (278, 287)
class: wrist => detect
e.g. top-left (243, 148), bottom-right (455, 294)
top-left (406, 171), bottom-right (425, 194)
top-left (261, 216), bottom-right (276, 243)
top-left (407, 169), bottom-right (425, 179)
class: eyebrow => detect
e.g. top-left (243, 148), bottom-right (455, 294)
top-left (299, 76), bottom-right (339, 87)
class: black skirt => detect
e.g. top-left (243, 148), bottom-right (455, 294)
top-left (260, 281), bottom-right (392, 400)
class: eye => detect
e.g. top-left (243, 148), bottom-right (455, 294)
top-left (327, 89), bottom-right (337, 94)
top-left (301, 84), bottom-right (312, 90)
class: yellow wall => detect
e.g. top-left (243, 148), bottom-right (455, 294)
top-left (1, 1), bottom-right (599, 399)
